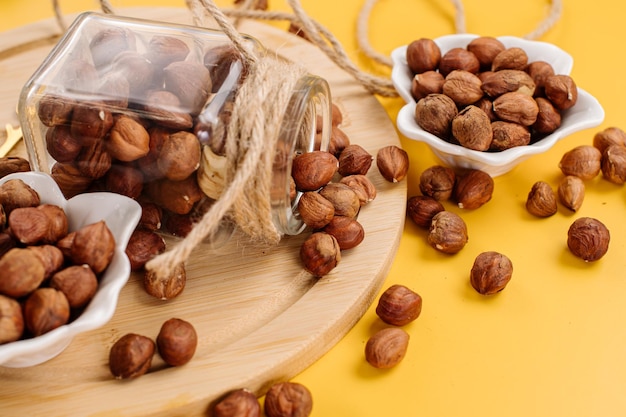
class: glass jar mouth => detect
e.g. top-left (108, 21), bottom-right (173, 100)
top-left (272, 74), bottom-right (331, 236)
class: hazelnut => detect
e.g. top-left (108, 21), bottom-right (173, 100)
top-left (0, 233), bottom-right (15, 258)
top-left (297, 191), bottom-right (335, 229)
top-left (453, 169), bottom-right (494, 209)
top-left (163, 61), bottom-right (212, 114)
top-left (544, 74), bottom-right (578, 110)
top-left (601, 144), bottom-right (626, 184)
top-left (75, 139), bottom-right (112, 179)
top-left (428, 211), bottom-right (468, 254)
top-left (70, 220), bottom-right (116, 274)
top-left (319, 183), bottom-right (360, 218)
top-left (50, 162), bottom-right (93, 198)
top-left (411, 71), bottom-right (444, 101)
top-left (70, 102), bottom-right (114, 144)
top-left (299, 232), bottom-right (341, 277)
top-left (203, 44), bottom-right (246, 93)
top-left (104, 164), bottom-right (144, 199)
top-left (146, 35), bottom-right (190, 69)
top-left (439, 47), bottom-right (480, 76)
top-left (475, 97), bottom-right (497, 121)
top-left (138, 201), bottom-right (163, 231)
top-left (593, 127), bottom-right (626, 154)
top-left (108, 333), bottom-right (155, 379)
top-left (45, 125), bottom-right (82, 163)
top-left (481, 69), bottom-right (536, 97)
top-left (157, 318), bottom-right (197, 366)
top-left (376, 284), bottom-right (422, 326)
top-left (364, 327), bottom-right (410, 369)
top-left (126, 229), bottom-right (167, 271)
top-left (0, 248), bottom-right (46, 298)
top-left (108, 115), bottom-right (150, 162)
top-left (212, 389), bottom-right (261, 417)
top-left (525, 61), bottom-right (555, 97)
top-left (23, 287), bottom-right (70, 337)
top-left (406, 195), bottom-right (445, 228)
top-left (264, 382), bottom-right (313, 417)
top-left (442, 70), bottom-right (484, 106)
top-left (451, 105), bottom-right (493, 151)
top-left (140, 90), bottom-right (194, 130)
top-left (337, 144), bottom-right (373, 176)
top-left (49, 264), bottom-right (98, 308)
top-left (470, 251), bottom-right (513, 295)
top-left (0, 294), bottom-right (24, 344)
top-left (467, 36), bottom-right (505, 69)
top-left (0, 178), bottom-right (40, 214)
top-left (339, 174), bottom-right (377, 205)
top-left (144, 262), bottom-right (186, 300)
top-left (491, 47), bottom-right (528, 71)
top-left (490, 121), bottom-right (531, 151)
top-left (322, 215), bottom-right (365, 250)
top-left (406, 38), bottom-right (441, 74)
top-left (291, 151), bottom-right (338, 191)
top-left (557, 175), bottom-right (585, 212)
top-left (419, 165), bottom-right (456, 201)
top-left (89, 27), bottom-right (136, 69)
top-left (9, 205), bottom-right (67, 245)
top-left (567, 217), bottom-right (610, 262)
top-left (157, 131), bottom-right (202, 181)
top-left (526, 181), bottom-right (557, 217)
top-left (28, 245), bottom-right (65, 280)
top-left (111, 51), bottom-right (155, 98)
top-left (492, 92), bottom-right (539, 126)
top-left (97, 71), bottom-right (131, 109)
top-left (532, 97), bottom-right (561, 134)
top-left (37, 94), bottom-right (75, 127)
top-left (0, 156), bottom-right (31, 179)
top-left (163, 213), bottom-right (195, 237)
top-left (414, 93), bottom-right (458, 139)
top-left (145, 176), bottom-right (203, 215)
top-left (327, 126), bottom-right (350, 157)
top-left (559, 145), bottom-right (602, 180)
top-left (376, 145), bottom-right (409, 183)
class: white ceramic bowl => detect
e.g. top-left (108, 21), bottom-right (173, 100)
top-left (0, 172), bottom-right (141, 367)
top-left (391, 34), bottom-right (605, 176)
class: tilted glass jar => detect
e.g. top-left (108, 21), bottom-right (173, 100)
top-left (19, 12), bottom-right (331, 240)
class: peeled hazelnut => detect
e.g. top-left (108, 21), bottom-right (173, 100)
top-left (419, 165), bottom-right (456, 201)
top-left (428, 211), bottom-right (468, 254)
top-left (544, 74), bottom-right (578, 110)
top-left (322, 215), bottom-right (365, 250)
top-left (406, 38), bottom-right (441, 74)
top-left (451, 105), bottom-right (493, 151)
top-left (532, 97), bottom-right (561, 134)
top-left (297, 191), bottom-right (335, 229)
top-left (145, 176), bottom-right (203, 215)
top-left (109, 333), bottom-right (155, 379)
top-left (364, 327), bottom-right (410, 369)
top-left (490, 121), bottom-right (531, 151)
top-left (0, 294), bottom-right (23, 344)
top-left (0, 248), bottom-right (46, 298)
top-left (49, 264), bottom-right (98, 308)
top-left (376, 284), bottom-right (422, 326)
top-left (157, 131), bottom-right (202, 181)
top-left (470, 251), bottom-right (513, 295)
top-left (601, 144), bottom-right (626, 184)
top-left (300, 232), bottom-right (341, 277)
top-left (108, 115), bottom-right (150, 162)
top-left (526, 181), bottom-right (557, 217)
top-left (567, 217), bottom-right (610, 262)
top-left (491, 47), bottom-right (528, 71)
top-left (439, 47), bottom-right (480, 76)
top-left (411, 71), bottom-right (444, 101)
top-left (319, 183), bottom-right (360, 218)
top-left (559, 145), bottom-right (602, 180)
top-left (406, 195), bottom-right (445, 228)
top-left (414, 93), bottom-right (458, 139)
top-left (70, 220), bottom-right (116, 274)
top-left (144, 262), bottom-right (186, 300)
top-left (481, 69), bottom-right (536, 97)
top-left (0, 178), bottom-right (41, 214)
top-left (264, 382), bottom-right (313, 417)
top-left (467, 36), bottom-right (505, 69)
top-left (337, 144), bottom-right (373, 176)
top-left (212, 389), bottom-right (261, 417)
top-left (163, 61), bottom-right (212, 114)
top-left (492, 92), bottom-right (539, 126)
top-left (28, 245), bottom-right (64, 280)
top-left (339, 174), bottom-right (377, 205)
top-left (45, 125), bottom-right (82, 163)
top-left (291, 151), bottom-right (338, 191)
top-left (557, 175), bottom-right (585, 212)
top-left (593, 127), bottom-right (626, 154)
top-left (157, 318), bottom-right (197, 366)
top-left (376, 145), bottom-right (409, 183)
top-left (125, 229), bottom-right (166, 271)
top-left (454, 169), bottom-right (494, 209)
top-left (23, 287), bottom-right (70, 337)
top-left (443, 70), bottom-right (483, 106)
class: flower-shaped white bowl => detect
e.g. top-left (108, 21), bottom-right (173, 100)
top-left (0, 172), bottom-right (141, 367)
top-left (391, 34), bottom-right (605, 176)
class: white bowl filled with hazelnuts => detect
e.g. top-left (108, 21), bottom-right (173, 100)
top-left (0, 171), bottom-right (141, 367)
top-left (392, 34), bottom-right (605, 176)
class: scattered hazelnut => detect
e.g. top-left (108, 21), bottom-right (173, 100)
top-left (419, 165), bottom-right (456, 201)
top-left (322, 216), bottom-right (365, 250)
top-left (291, 151), bottom-right (338, 191)
top-left (557, 175), bottom-right (585, 212)
top-left (299, 232), bottom-right (341, 277)
top-left (376, 284), bottom-right (422, 326)
top-left (559, 145), bottom-right (602, 180)
top-left (337, 144), bottom-right (373, 176)
top-left (526, 181), bottom-right (557, 217)
top-left (319, 183), bottom-right (360, 218)
top-left (157, 318), bottom-right (197, 366)
top-left (264, 382), bottom-right (313, 417)
top-left (364, 327), bottom-right (410, 369)
top-left (567, 217), bottom-right (610, 262)
top-left (593, 127), bottom-right (626, 154)
top-left (376, 145), bottom-right (409, 183)
top-left (470, 251), bottom-right (513, 295)
top-left (327, 126), bottom-right (350, 157)
top-left (453, 169), bottom-right (494, 209)
top-left (23, 287), bottom-right (70, 337)
top-left (339, 175), bottom-right (377, 206)
top-left (144, 263), bottom-right (187, 300)
top-left (601, 144), bottom-right (626, 184)
top-left (109, 333), bottom-right (155, 379)
top-left (406, 195), bottom-right (445, 228)
top-left (427, 211), bottom-right (468, 254)
top-left (297, 191), bottom-right (335, 229)
top-left (212, 389), bottom-right (261, 417)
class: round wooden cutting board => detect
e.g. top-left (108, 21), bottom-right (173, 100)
top-left (0, 8), bottom-right (406, 416)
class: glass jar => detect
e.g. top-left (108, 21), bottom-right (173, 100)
top-left (18, 12), bottom-right (331, 239)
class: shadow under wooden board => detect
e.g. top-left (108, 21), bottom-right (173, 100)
top-left (0, 7), bottom-right (406, 416)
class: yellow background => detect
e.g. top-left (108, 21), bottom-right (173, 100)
top-left (2, 1), bottom-right (626, 416)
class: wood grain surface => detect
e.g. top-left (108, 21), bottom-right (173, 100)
top-left (0, 8), bottom-right (406, 416)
